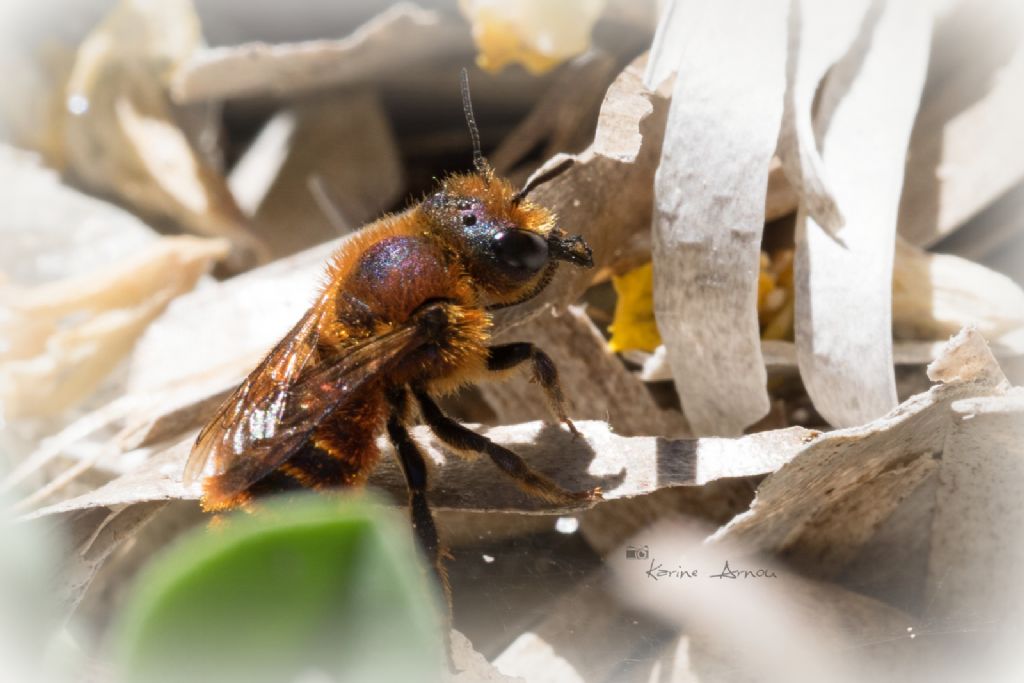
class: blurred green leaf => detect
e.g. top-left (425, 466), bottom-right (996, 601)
top-left (114, 494), bottom-right (444, 683)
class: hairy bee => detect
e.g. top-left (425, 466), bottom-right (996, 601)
top-left (184, 70), bottom-right (599, 601)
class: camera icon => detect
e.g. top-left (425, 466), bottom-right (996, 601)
top-left (625, 544), bottom-right (649, 560)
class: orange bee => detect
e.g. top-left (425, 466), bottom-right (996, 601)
top-left (184, 71), bottom-right (600, 597)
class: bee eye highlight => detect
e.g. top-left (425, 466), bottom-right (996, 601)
top-left (492, 229), bottom-right (548, 272)
top-left (462, 214), bottom-right (477, 227)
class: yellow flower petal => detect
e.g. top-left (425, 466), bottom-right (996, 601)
top-left (608, 262), bottom-right (661, 353)
top-left (460, 0), bottom-right (606, 75)
top-left (608, 251), bottom-right (798, 354)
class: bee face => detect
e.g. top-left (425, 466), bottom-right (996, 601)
top-left (448, 195), bottom-right (550, 277)
top-left (423, 172), bottom-right (593, 307)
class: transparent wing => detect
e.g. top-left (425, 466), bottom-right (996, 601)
top-left (184, 303), bottom-right (421, 496)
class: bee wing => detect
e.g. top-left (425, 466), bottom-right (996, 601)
top-left (183, 302), bottom-right (421, 495)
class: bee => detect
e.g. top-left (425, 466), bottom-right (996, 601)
top-left (183, 70), bottom-right (600, 601)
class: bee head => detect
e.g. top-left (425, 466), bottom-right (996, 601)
top-left (422, 173), bottom-right (592, 308)
top-left (420, 70), bottom-right (592, 309)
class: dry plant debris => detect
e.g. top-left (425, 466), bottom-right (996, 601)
top-left (2, 0), bottom-right (1023, 681)
top-left (171, 3), bottom-right (469, 103)
top-left (228, 91), bottom-right (404, 258)
top-left (1, 236), bottom-right (228, 419)
top-left (793, 0), bottom-right (933, 428)
top-left (647, 0), bottom-right (788, 437)
top-left (61, 0), bottom-right (264, 271)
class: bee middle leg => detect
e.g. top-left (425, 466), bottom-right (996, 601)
top-left (486, 342), bottom-right (580, 436)
top-left (413, 387), bottom-right (599, 505)
top-left (385, 388), bottom-right (450, 607)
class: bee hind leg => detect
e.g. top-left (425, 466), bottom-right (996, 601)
top-left (485, 342), bottom-right (580, 437)
top-left (413, 387), bottom-right (600, 505)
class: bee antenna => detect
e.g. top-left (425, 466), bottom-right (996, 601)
top-left (460, 67), bottom-right (490, 180)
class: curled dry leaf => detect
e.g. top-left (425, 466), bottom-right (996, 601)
top-left (0, 236), bottom-right (229, 419)
top-left (647, 0), bottom-right (789, 436)
top-left (765, 156), bottom-right (799, 221)
top-left (898, 19), bottom-right (1024, 246)
top-left (488, 51), bottom-right (617, 177)
top-left (633, 337), bottom-right (1024, 384)
top-left (709, 328), bottom-right (1009, 573)
top-left (916, 329), bottom-right (1024, 679)
top-left (25, 420), bottom-right (815, 520)
top-left (925, 388), bottom-right (1024, 625)
top-left (609, 249), bottom-right (796, 353)
top-left (171, 3), bottom-right (468, 103)
top-left (777, 0), bottom-right (870, 233)
top-left (893, 238), bottom-right (1024, 348)
top-left (795, 0), bottom-right (933, 428)
top-left (62, 0), bottom-right (263, 271)
top-left (459, 0), bottom-right (607, 75)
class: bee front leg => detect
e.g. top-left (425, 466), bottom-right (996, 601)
top-left (485, 343), bottom-right (580, 437)
top-left (413, 388), bottom-right (600, 505)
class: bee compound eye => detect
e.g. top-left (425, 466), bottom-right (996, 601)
top-left (492, 229), bottom-right (549, 272)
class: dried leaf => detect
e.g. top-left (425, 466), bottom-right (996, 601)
top-left (0, 236), bottom-right (229, 418)
top-left (709, 328), bottom-right (1008, 567)
top-left (634, 337), bottom-right (1024, 383)
top-left (893, 237), bottom-right (1024, 347)
top-left (125, 240), bottom-right (336, 395)
top-left (925, 388), bottom-right (1024, 624)
top-left (447, 629), bottom-right (525, 683)
top-left (765, 156), bottom-right (799, 221)
top-left (648, 0), bottom-right (789, 436)
top-left (898, 19), bottom-right (1024, 246)
top-left (795, 1), bottom-right (933, 427)
top-left (26, 421), bottom-right (815, 521)
top-left (777, 0), bottom-right (871, 232)
top-left (478, 306), bottom-right (685, 437)
top-left (63, 0), bottom-right (263, 270)
top-left (229, 91), bottom-right (403, 258)
top-left (171, 3), bottom-right (467, 103)
top-left (923, 328), bottom-right (1023, 628)
top-left (489, 51), bottom-right (617, 176)
top-left (0, 144), bottom-right (156, 286)
top-left (58, 501), bottom-right (166, 615)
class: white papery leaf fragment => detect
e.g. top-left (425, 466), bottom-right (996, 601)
top-left (648, 0), bottom-right (788, 435)
top-left (795, 0), bottom-right (933, 427)
top-left (777, 0), bottom-right (871, 233)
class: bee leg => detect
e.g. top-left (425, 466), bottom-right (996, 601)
top-left (413, 387), bottom-right (600, 505)
top-left (486, 343), bottom-right (580, 437)
top-left (385, 389), bottom-right (454, 630)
